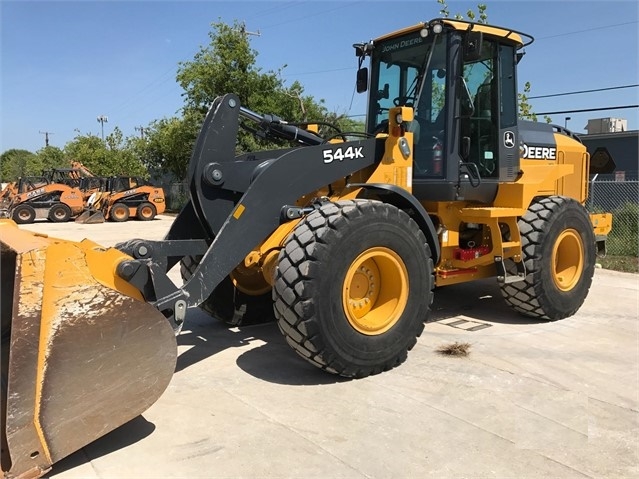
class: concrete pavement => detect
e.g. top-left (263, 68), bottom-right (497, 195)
top-left (19, 217), bottom-right (639, 478)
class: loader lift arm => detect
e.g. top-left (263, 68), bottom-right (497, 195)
top-left (116, 94), bottom-right (382, 331)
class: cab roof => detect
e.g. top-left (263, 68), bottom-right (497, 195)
top-left (374, 18), bottom-right (533, 49)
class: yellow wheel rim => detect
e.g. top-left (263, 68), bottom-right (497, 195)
top-left (342, 247), bottom-right (409, 335)
top-left (551, 229), bottom-right (584, 291)
top-left (140, 205), bottom-right (153, 218)
top-left (113, 207), bottom-right (127, 220)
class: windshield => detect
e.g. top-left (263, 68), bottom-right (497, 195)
top-left (368, 31), bottom-right (447, 132)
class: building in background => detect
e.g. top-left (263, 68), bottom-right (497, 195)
top-left (585, 117), bottom-right (628, 135)
top-left (579, 117), bottom-right (637, 181)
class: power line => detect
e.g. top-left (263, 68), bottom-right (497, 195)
top-left (261, 1), bottom-right (365, 30)
top-left (283, 67), bottom-right (352, 77)
top-left (534, 105), bottom-right (639, 115)
top-left (529, 84), bottom-right (639, 99)
top-left (536, 21), bottom-right (638, 40)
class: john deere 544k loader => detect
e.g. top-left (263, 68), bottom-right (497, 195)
top-left (1, 18), bottom-right (612, 478)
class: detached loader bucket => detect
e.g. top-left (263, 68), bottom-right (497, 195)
top-left (0, 220), bottom-right (176, 478)
top-left (75, 209), bottom-right (105, 224)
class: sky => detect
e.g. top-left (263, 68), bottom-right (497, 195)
top-left (1, 0), bottom-right (638, 153)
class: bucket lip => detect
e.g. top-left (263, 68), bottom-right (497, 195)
top-left (0, 220), bottom-right (52, 253)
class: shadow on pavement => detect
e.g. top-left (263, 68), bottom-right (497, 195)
top-left (430, 278), bottom-right (543, 325)
top-left (174, 278), bottom-right (541, 384)
top-left (176, 315), bottom-right (347, 386)
top-left (46, 416), bottom-right (155, 477)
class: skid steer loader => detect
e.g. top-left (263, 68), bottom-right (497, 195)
top-left (74, 176), bottom-right (166, 223)
top-left (1, 18), bottom-right (613, 478)
top-left (0, 176), bottom-right (84, 224)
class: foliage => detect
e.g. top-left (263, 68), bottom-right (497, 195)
top-left (134, 110), bottom-right (202, 180)
top-left (437, 0), bottom-right (487, 24)
top-left (598, 256), bottom-right (639, 274)
top-left (607, 202), bottom-right (639, 257)
top-left (0, 149), bottom-right (40, 181)
top-left (138, 19), bottom-right (354, 178)
top-left (63, 127), bottom-right (147, 177)
top-left (36, 146), bottom-right (66, 172)
top-left (519, 82), bottom-right (552, 123)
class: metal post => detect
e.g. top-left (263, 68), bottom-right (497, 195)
top-left (97, 115), bottom-right (109, 141)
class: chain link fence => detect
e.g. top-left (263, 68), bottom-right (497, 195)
top-left (163, 182), bottom-right (189, 212)
top-left (586, 176), bottom-right (639, 257)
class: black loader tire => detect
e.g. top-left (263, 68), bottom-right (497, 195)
top-left (500, 196), bottom-right (596, 320)
top-left (136, 202), bottom-right (157, 221)
top-left (48, 203), bottom-right (72, 223)
top-left (110, 203), bottom-right (129, 222)
top-left (180, 256), bottom-right (275, 326)
top-left (12, 204), bottom-right (36, 224)
top-left (273, 199), bottom-right (434, 378)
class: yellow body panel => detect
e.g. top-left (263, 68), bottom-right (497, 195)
top-left (591, 213), bottom-right (613, 236)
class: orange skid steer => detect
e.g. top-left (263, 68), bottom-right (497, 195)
top-left (2, 18), bottom-right (613, 478)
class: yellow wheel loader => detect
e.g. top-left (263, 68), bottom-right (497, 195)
top-left (1, 18), bottom-right (613, 477)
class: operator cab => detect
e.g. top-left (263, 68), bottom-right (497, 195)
top-left (355, 19), bottom-right (533, 202)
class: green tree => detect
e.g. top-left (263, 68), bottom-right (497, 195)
top-left (135, 111), bottom-right (202, 179)
top-left (63, 128), bottom-right (147, 177)
top-left (36, 145), bottom-right (66, 172)
top-left (0, 149), bottom-right (40, 181)
top-left (143, 19), bottom-right (342, 178)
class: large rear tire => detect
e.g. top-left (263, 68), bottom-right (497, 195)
top-left (180, 257), bottom-right (275, 326)
top-left (273, 200), bottom-right (434, 378)
top-left (500, 196), bottom-right (596, 320)
top-left (12, 204), bottom-right (36, 224)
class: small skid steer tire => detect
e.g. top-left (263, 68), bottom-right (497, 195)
top-left (12, 204), bottom-right (36, 224)
top-left (500, 196), bottom-right (596, 320)
top-left (137, 201), bottom-right (157, 221)
top-left (273, 200), bottom-right (434, 378)
top-left (48, 203), bottom-right (72, 223)
top-left (180, 256), bottom-right (275, 326)
top-left (110, 203), bottom-right (129, 222)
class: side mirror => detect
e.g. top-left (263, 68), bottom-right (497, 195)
top-left (356, 67), bottom-right (369, 93)
top-left (463, 31), bottom-right (483, 62)
top-left (378, 83), bottom-right (389, 100)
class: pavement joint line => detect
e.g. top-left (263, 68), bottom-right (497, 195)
top-left (379, 381), bottom-right (518, 447)
top-left (220, 389), bottom-right (372, 479)
top-left (514, 403), bottom-right (589, 439)
top-left (587, 395), bottom-right (639, 414)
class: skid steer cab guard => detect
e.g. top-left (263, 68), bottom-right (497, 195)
top-left (1, 220), bottom-right (177, 478)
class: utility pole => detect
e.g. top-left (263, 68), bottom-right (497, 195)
top-left (135, 126), bottom-right (146, 139)
top-left (238, 22), bottom-right (261, 37)
top-left (39, 130), bottom-right (54, 147)
top-left (97, 115), bottom-right (109, 141)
